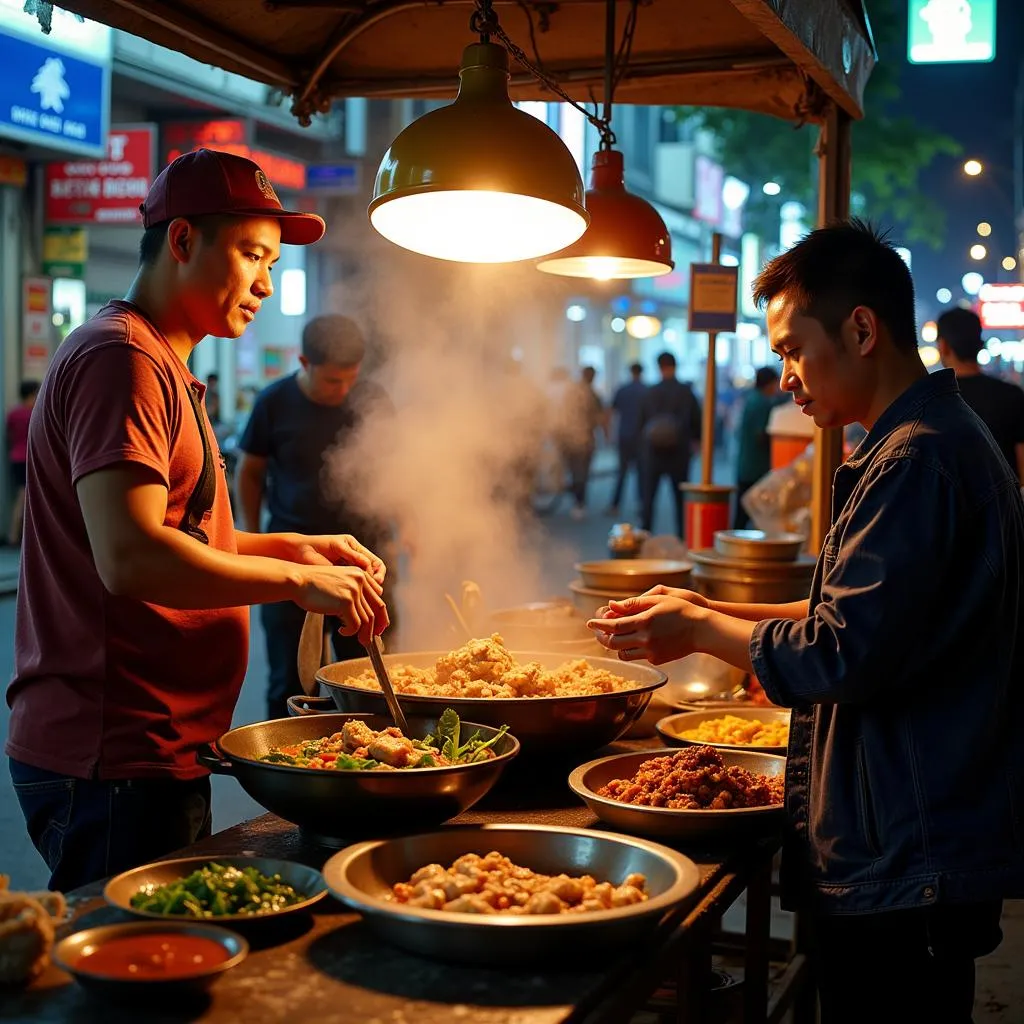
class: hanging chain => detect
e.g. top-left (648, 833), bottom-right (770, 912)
top-left (470, 0), bottom-right (625, 148)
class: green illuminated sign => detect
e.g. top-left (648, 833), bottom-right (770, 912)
top-left (908, 0), bottom-right (996, 64)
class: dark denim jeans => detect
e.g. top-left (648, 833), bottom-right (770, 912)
top-left (260, 600), bottom-right (375, 721)
top-left (9, 758), bottom-right (212, 891)
top-left (809, 901), bottom-right (1003, 1024)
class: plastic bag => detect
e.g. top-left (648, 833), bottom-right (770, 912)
top-left (741, 445), bottom-right (814, 539)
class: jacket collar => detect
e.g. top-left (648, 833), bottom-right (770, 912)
top-left (846, 369), bottom-right (959, 467)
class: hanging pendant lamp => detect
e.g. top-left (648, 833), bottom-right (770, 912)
top-left (369, 31), bottom-right (589, 263)
top-left (536, 0), bottom-right (673, 281)
top-left (536, 147), bottom-right (674, 279)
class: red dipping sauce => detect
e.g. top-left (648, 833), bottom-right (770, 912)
top-left (73, 933), bottom-right (231, 979)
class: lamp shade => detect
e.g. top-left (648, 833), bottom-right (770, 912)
top-left (536, 149), bottom-right (674, 279)
top-left (369, 42), bottom-right (589, 263)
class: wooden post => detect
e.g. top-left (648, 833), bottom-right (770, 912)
top-left (809, 104), bottom-right (852, 553)
top-left (701, 232), bottom-right (723, 485)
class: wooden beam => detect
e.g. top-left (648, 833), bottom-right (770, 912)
top-left (809, 103), bottom-right (852, 553)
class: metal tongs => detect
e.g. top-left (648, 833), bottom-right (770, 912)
top-left (363, 633), bottom-right (409, 734)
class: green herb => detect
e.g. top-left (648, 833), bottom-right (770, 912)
top-left (129, 861), bottom-right (308, 918)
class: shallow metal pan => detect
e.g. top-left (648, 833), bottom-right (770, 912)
top-left (199, 713), bottom-right (519, 845)
top-left (655, 707), bottom-right (791, 755)
top-left (315, 651), bottom-right (667, 757)
top-left (713, 529), bottom-right (805, 562)
top-left (574, 558), bottom-right (693, 591)
top-left (322, 823), bottom-right (701, 967)
top-left (568, 748), bottom-right (785, 840)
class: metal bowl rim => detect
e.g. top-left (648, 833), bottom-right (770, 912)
top-left (568, 748), bottom-right (787, 819)
top-left (654, 707), bottom-right (791, 754)
top-left (215, 713), bottom-right (522, 777)
top-left (323, 822), bottom-right (701, 929)
top-left (574, 559), bottom-right (695, 575)
top-left (315, 652), bottom-right (668, 705)
top-left (52, 919), bottom-right (249, 981)
top-left (103, 855), bottom-right (328, 923)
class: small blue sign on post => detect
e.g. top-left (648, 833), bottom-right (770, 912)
top-left (0, 30), bottom-right (109, 156)
top-left (305, 162), bottom-right (362, 194)
top-left (688, 263), bottom-right (739, 333)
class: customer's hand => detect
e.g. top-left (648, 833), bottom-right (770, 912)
top-left (292, 534), bottom-right (386, 584)
top-left (293, 565), bottom-right (389, 645)
top-left (588, 592), bottom-right (708, 665)
top-left (641, 584), bottom-right (710, 608)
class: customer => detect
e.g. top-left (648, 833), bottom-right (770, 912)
top-left (605, 361), bottom-right (647, 518)
top-left (6, 381), bottom-right (39, 546)
top-left (6, 149), bottom-right (389, 891)
top-left (638, 352), bottom-right (701, 538)
top-left (937, 306), bottom-right (1024, 483)
top-left (732, 366), bottom-right (784, 529)
top-left (556, 365), bottom-right (607, 520)
top-left (236, 314), bottom-right (398, 720)
top-left (588, 220), bottom-right (1024, 1023)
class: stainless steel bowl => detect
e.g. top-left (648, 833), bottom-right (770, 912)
top-left (199, 713), bottom-right (520, 844)
top-left (655, 708), bottom-right (791, 755)
top-left (575, 558), bottom-right (693, 591)
top-left (322, 824), bottom-right (701, 967)
top-left (568, 580), bottom-right (638, 619)
top-left (487, 601), bottom-right (594, 649)
top-left (712, 529), bottom-right (805, 562)
top-left (104, 855), bottom-right (328, 924)
top-left (568, 748), bottom-right (786, 839)
top-left (316, 652), bottom-right (667, 757)
top-left (51, 921), bottom-right (247, 997)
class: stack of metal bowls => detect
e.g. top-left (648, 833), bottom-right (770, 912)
top-left (689, 529), bottom-right (815, 604)
top-left (568, 559), bottom-right (693, 620)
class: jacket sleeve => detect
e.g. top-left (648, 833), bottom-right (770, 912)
top-left (750, 455), bottom-right (959, 705)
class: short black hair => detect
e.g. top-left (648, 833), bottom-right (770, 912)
top-left (19, 381), bottom-right (40, 401)
top-left (755, 366), bottom-right (779, 390)
top-left (752, 218), bottom-right (918, 353)
top-left (629, 362), bottom-right (643, 376)
top-left (936, 307), bottom-right (983, 362)
top-left (657, 352), bottom-right (677, 370)
top-left (137, 215), bottom-right (243, 266)
top-left (302, 315), bottom-right (366, 367)
top-left (139, 222), bottom-right (170, 265)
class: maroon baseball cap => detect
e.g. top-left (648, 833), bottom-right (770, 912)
top-left (140, 148), bottom-right (325, 245)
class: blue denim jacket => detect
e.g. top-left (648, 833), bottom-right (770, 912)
top-left (751, 369), bottom-right (1024, 915)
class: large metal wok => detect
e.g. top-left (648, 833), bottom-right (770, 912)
top-left (313, 651), bottom-right (667, 757)
top-left (198, 713), bottom-right (519, 847)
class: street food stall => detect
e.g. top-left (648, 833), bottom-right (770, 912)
top-left (11, 0), bottom-right (876, 1019)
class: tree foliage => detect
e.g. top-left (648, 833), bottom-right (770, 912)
top-left (674, 0), bottom-right (960, 249)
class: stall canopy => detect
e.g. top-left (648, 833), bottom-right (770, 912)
top-left (50, 0), bottom-right (875, 127)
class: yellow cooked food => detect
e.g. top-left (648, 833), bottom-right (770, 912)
top-left (390, 851), bottom-right (648, 915)
top-left (677, 714), bottom-right (789, 748)
top-left (346, 634), bottom-right (634, 699)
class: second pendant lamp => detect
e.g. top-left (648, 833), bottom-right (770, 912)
top-left (536, 0), bottom-right (673, 281)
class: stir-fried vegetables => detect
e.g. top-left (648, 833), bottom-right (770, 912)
top-left (130, 862), bottom-right (307, 917)
top-left (258, 709), bottom-right (509, 771)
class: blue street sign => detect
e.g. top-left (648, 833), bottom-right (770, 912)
top-left (0, 29), bottom-right (109, 155)
top-left (305, 162), bottom-right (361, 194)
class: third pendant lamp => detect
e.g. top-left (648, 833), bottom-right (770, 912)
top-left (368, 3), bottom-right (588, 264)
top-left (536, 0), bottom-right (673, 281)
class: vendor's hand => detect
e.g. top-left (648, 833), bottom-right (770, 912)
top-left (587, 593), bottom-right (708, 665)
top-left (293, 565), bottom-right (389, 646)
top-left (294, 534), bottom-right (387, 584)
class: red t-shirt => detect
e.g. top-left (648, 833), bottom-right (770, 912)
top-left (6, 405), bottom-right (31, 464)
top-left (6, 301), bottom-right (249, 780)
